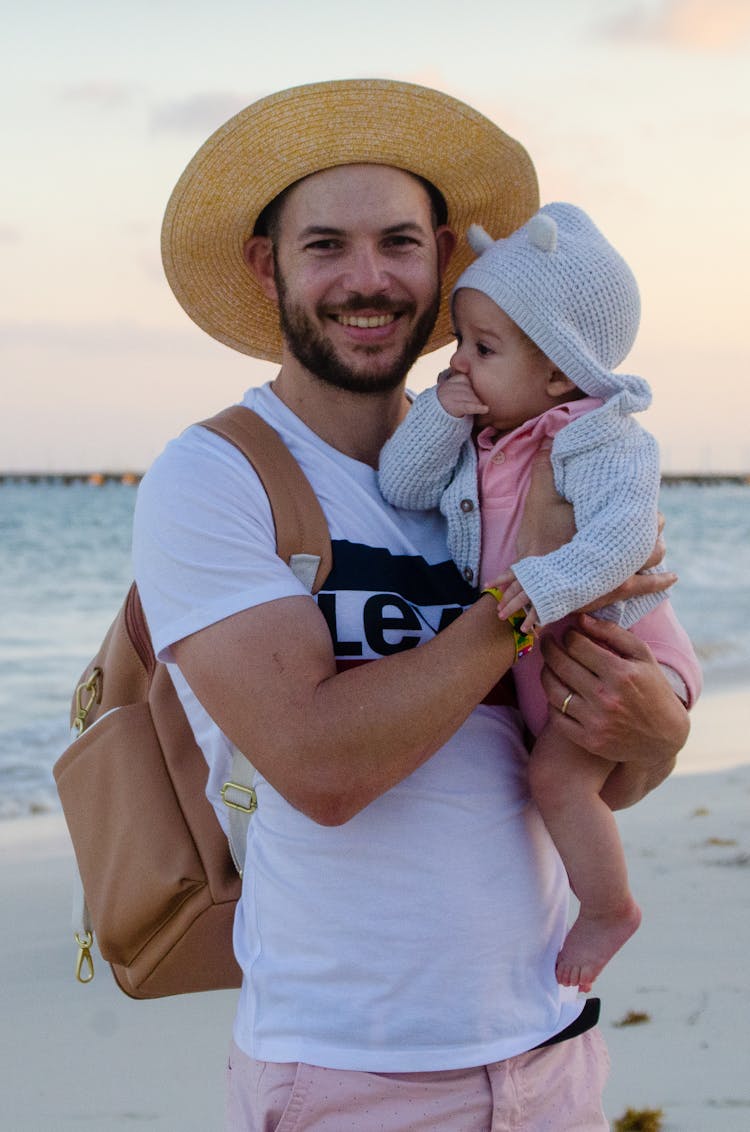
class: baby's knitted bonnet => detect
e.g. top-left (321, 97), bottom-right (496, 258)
top-left (454, 202), bottom-right (651, 411)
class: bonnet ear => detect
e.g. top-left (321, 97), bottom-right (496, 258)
top-left (526, 212), bottom-right (558, 253)
top-left (467, 223), bottom-right (496, 254)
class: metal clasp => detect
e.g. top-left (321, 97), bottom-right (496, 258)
top-left (221, 782), bottom-right (258, 814)
top-left (73, 668), bottom-right (103, 735)
top-left (74, 931), bottom-right (95, 983)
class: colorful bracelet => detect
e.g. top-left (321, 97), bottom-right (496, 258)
top-left (481, 586), bottom-right (535, 662)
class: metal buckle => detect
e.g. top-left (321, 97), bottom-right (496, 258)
top-left (74, 931), bottom-right (95, 983)
top-left (72, 668), bottom-right (103, 734)
top-left (221, 781), bottom-right (258, 814)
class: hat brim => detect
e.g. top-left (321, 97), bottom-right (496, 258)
top-left (161, 78), bottom-right (539, 363)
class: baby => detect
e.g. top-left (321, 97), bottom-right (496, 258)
top-left (379, 203), bottom-right (701, 992)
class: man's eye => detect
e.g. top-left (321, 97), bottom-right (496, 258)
top-left (383, 235), bottom-right (419, 249)
top-left (305, 239), bottom-right (341, 251)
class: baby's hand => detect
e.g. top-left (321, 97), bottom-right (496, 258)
top-left (487, 570), bottom-right (539, 633)
top-left (436, 370), bottom-right (489, 419)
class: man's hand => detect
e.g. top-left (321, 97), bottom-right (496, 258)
top-left (436, 370), bottom-right (488, 419)
top-left (540, 614), bottom-right (690, 808)
top-left (515, 447), bottom-right (576, 560)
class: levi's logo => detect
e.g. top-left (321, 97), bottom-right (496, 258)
top-left (316, 540), bottom-right (473, 661)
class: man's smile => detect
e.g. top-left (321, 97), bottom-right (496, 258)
top-left (333, 312), bottom-right (398, 328)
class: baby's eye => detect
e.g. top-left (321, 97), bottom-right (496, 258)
top-left (476, 341), bottom-right (494, 358)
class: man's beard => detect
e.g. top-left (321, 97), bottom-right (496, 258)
top-left (275, 266), bottom-right (440, 395)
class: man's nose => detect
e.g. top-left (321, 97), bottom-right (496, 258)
top-left (343, 245), bottom-right (390, 294)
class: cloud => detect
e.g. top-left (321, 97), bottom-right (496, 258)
top-left (0, 224), bottom-right (22, 244)
top-left (150, 92), bottom-right (260, 134)
top-left (599, 0), bottom-right (750, 51)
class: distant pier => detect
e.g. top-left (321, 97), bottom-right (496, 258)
top-left (0, 471), bottom-right (747, 487)
top-left (0, 471), bottom-right (142, 486)
top-left (660, 474), bottom-right (749, 486)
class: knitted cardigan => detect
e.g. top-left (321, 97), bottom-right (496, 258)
top-left (378, 384), bottom-right (666, 627)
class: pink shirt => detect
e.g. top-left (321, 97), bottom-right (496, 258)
top-left (476, 399), bottom-right (702, 733)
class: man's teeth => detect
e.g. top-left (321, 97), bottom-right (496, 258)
top-left (337, 314), bottom-right (395, 328)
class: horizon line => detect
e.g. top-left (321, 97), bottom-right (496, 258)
top-left (1, 470), bottom-right (749, 487)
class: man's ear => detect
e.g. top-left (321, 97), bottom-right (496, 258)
top-left (243, 236), bottom-right (278, 302)
top-left (435, 226), bottom-right (457, 276)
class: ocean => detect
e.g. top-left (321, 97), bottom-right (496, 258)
top-left (0, 479), bottom-right (748, 820)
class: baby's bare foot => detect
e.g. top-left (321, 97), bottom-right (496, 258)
top-left (556, 897), bottom-right (642, 993)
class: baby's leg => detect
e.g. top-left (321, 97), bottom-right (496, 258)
top-left (529, 726), bottom-right (641, 993)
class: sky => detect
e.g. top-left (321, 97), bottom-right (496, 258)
top-left (2, 0), bottom-right (749, 474)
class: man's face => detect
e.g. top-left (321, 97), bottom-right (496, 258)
top-left (269, 165), bottom-right (452, 394)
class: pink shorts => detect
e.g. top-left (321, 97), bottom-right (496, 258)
top-left (225, 1028), bottom-right (611, 1131)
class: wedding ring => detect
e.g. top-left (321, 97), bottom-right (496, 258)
top-left (560, 690), bottom-right (574, 716)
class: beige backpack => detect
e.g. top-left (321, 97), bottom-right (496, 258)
top-left (54, 406), bottom-right (331, 998)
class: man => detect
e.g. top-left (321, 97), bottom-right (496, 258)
top-left (136, 80), bottom-right (699, 1129)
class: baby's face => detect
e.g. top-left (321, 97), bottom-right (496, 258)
top-left (450, 289), bottom-right (555, 434)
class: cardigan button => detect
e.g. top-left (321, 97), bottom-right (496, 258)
top-left (491, 451), bottom-right (506, 464)
top-left (460, 499), bottom-right (474, 513)
top-left (463, 567), bottom-right (474, 582)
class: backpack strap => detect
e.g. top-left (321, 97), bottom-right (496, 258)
top-left (199, 405), bottom-right (332, 874)
top-left (199, 405), bottom-right (332, 593)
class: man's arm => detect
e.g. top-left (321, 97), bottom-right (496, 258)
top-left (511, 424), bottom-right (662, 627)
top-left (173, 591), bottom-right (514, 826)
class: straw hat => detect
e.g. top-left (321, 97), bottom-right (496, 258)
top-left (161, 78), bottom-right (539, 362)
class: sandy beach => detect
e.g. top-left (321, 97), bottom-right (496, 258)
top-left (2, 684), bottom-right (748, 1131)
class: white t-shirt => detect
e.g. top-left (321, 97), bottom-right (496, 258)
top-left (132, 383), bottom-right (581, 1071)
